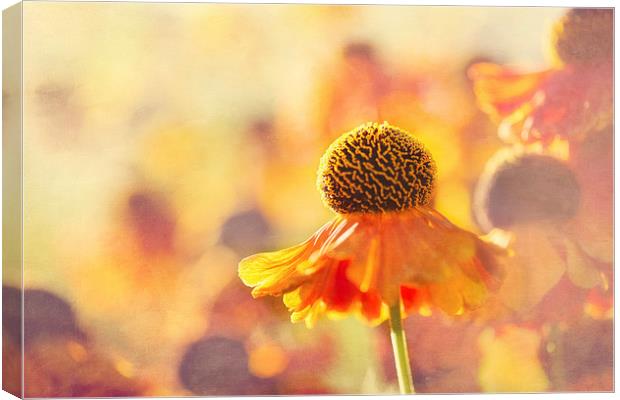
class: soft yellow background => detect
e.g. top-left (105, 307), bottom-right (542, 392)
top-left (16, 3), bottom-right (593, 396)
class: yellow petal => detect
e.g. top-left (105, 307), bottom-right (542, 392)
top-left (283, 287), bottom-right (303, 309)
top-left (238, 243), bottom-right (310, 297)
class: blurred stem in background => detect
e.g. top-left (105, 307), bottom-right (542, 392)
top-left (389, 304), bottom-right (415, 394)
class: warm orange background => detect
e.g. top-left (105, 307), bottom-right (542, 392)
top-left (4, 3), bottom-right (611, 396)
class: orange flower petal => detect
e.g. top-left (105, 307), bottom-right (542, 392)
top-left (470, 61), bottom-right (612, 144)
top-left (322, 260), bottom-right (359, 312)
top-left (429, 282), bottom-right (464, 315)
top-left (240, 207), bottom-right (504, 326)
top-left (359, 291), bottom-right (386, 324)
top-left (468, 62), bottom-right (553, 119)
top-left (239, 218), bottom-right (356, 297)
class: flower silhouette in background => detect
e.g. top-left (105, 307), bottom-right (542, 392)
top-left (466, 8), bottom-right (613, 325)
top-left (239, 122), bottom-right (504, 393)
top-left (217, 207), bottom-right (274, 258)
top-left (467, 9), bottom-right (613, 269)
top-left (467, 8), bottom-right (613, 393)
top-left (125, 190), bottom-right (177, 258)
top-left (178, 336), bottom-right (273, 396)
top-left (312, 42), bottom-right (394, 142)
top-left (564, 125), bottom-right (613, 266)
top-left (311, 41), bottom-right (473, 200)
top-left (468, 9), bottom-right (612, 146)
top-left (1, 286), bottom-right (148, 397)
top-left (539, 318), bottom-right (613, 391)
top-left (473, 148), bottom-right (605, 315)
top-left (178, 336), bottom-right (276, 396)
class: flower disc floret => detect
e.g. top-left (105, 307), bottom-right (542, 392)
top-left (317, 122), bottom-right (436, 214)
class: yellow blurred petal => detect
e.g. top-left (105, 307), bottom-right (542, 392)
top-left (478, 326), bottom-right (550, 392)
top-left (498, 225), bottom-right (566, 312)
top-left (468, 62), bottom-right (552, 118)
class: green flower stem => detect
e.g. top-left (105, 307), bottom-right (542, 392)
top-left (389, 304), bottom-right (415, 394)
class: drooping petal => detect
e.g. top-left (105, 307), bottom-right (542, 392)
top-left (322, 260), bottom-right (360, 312)
top-left (563, 237), bottom-right (602, 289)
top-left (239, 241), bottom-right (315, 298)
top-left (401, 286), bottom-right (433, 317)
top-left (496, 224), bottom-right (566, 312)
top-left (239, 218), bottom-right (346, 297)
top-left (566, 127), bottom-right (613, 263)
top-left (396, 208), bottom-right (502, 313)
top-left (429, 281), bottom-right (465, 315)
top-left (459, 270), bottom-right (488, 309)
top-left (240, 207), bottom-right (505, 326)
top-left (340, 208), bottom-right (504, 313)
top-left (359, 291), bottom-right (387, 325)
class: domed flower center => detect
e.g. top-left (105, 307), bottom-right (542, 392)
top-left (317, 122), bottom-right (436, 214)
top-left (475, 153), bottom-right (580, 230)
top-left (552, 9), bottom-right (613, 64)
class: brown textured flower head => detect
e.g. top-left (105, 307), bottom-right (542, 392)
top-left (551, 8), bottom-right (613, 65)
top-left (317, 122), bottom-right (436, 214)
top-left (474, 150), bottom-right (581, 231)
